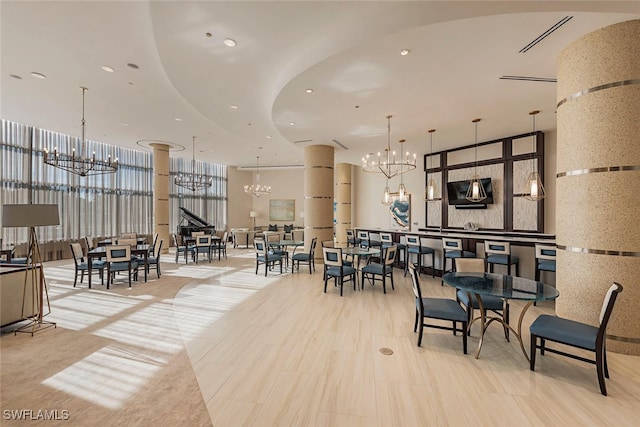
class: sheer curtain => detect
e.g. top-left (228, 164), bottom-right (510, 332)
top-left (1, 119), bottom-right (227, 255)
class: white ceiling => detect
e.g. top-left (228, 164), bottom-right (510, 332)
top-left (1, 1), bottom-right (638, 169)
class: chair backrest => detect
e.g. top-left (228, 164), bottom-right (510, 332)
top-left (484, 241), bottom-right (511, 256)
top-left (106, 245), bottom-right (130, 262)
top-left (309, 237), bottom-right (317, 256)
top-left (153, 240), bottom-right (163, 259)
top-left (171, 233), bottom-right (179, 247)
top-left (599, 282), bottom-right (623, 326)
top-left (321, 240), bottom-right (334, 248)
top-left (405, 234), bottom-right (420, 247)
top-left (292, 229), bottom-right (304, 241)
top-left (117, 238), bottom-right (137, 247)
top-left (84, 236), bottom-right (93, 251)
top-left (70, 242), bottom-right (85, 264)
top-left (152, 233), bottom-right (159, 248)
top-left (323, 247), bottom-right (343, 267)
top-left (254, 238), bottom-right (267, 255)
top-left (535, 244), bottom-right (556, 261)
top-left (380, 233), bottom-right (393, 244)
top-left (455, 257), bottom-right (485, 273)
top-left (442, 237), bottom-right (463, 252)
top-left (284, 224), bottom-right (294, 233)
top-left (408, 263), bottom-right (422, 300)
top-left (357, 230), bottom-right (369, 241)
top-left (346, 229), bottom-right (355, 239)
top-left (383, 245), bottom-right (397, 266)
top-left (121, 233), bottom-right (137, 239)
top-left (266, 233), bottom-right (280, 244)
top-left (220, 231), bottom-right (229, 245)
top-left (192, 231), bottom-right (205, 237)
top-left (196, 235), bottom-right (211, 247)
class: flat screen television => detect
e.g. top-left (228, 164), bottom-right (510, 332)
top-left (447, 178), bottom-right (494, 207)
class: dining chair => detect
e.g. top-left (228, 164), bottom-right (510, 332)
top-left (189, 235), bottom-right (212, 264)
top-left (380, 232), bottom-right (405, 265)
top-left (83, 236), bottom-right (94, 252)
top-left (404, 235), bottom-right (436, 278)
top-left (149, 233), bottom-right (159, 256)
top-left (454, 258), bottom-right (510, 339)
top-left (120, 232), bottom-right (137, 239)
top-left (484, 241), bottom-right (519, 276)
top-left (211, 231), bottom-right (228, 260)
top-left (146, 239), bottom-right (163, 278)
top-left (535, 244), bottom-right (556, 282)
top-left (70, 242), bottom-right (105, 288)
top-left (442, 237), bottom-right (475, 275)
top-left (291, 229), bottom-right (304, 242)
top-left (266, 232), bottom-right (288, 267)
top-left (322, 247), bottom-right (357, 296)
top-left (361, 245), bottom-right (397, 294)
top-left (192, 231), bottom-right (205, 237)
top-left (408, 263), bottom-right (468, 353)
top-left (292, 237), bottom-right (317, 274)
top-left (172, 233), bottom-right (187, 263)
top-left (105, 245), bottom-right (138, 289)
top-left (346, 229), bottom-right (357, 247)
top-left (530, 282), bottom-right (623, 396)
top-left (254, 238), bottom-right (282, 276)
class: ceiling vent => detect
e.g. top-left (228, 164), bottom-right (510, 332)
top-left (500, 75), bottom-right (557, 83)
top-left (332, 139), bottom-right (348, 150)
top-left (519, 16), bottom-right (573, 53)
top-left (293, 139), bottom-right (313, 144)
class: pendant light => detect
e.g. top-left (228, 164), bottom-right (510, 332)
top-left (381, 179), bottom-right (392, 206)
top-left (523, 110), bottom-right (546, 201)
top-left (396, 139), bottom-right (409, 202)
top-left (425, 129), bottom-right (437, 201)
top-left (465, 118), bottom-right (487, 202)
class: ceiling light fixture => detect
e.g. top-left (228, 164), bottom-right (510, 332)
top-left (101, 65), bottom-right (114, 72)
top-left (400, 49), bottom-right (411, 56)
top-left (244, 156), bottom-right (271, 197)
top-left (127, 63), bottom-right (139, 69)
top-left (289, 122), bottom-right (296, 126)
top-left (425, 129), bottom-right (437, 202)
top-left (230, 105), bottom-right (239, 109)
top-left (523, 110), bottom-right (546, 201)
top-left (396, 139), bottom-right (409, 202)
top-left (362, 115), bottom-right (416, 179)
top-left (465, 118), bottom-right (487, 202)
top-left (306, 88), bottom-right (313, 93)
top-left (31, 72), bottom-right (46, 79)
top-left (174, 136), bottom-right (213, 192)
top-left (175, 118), bottom-right (183, 122)
top-left (224, 38), bottom-right (237, 47)
top-left (43, 87), bottom-right (118, 177)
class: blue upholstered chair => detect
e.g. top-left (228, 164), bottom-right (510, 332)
top-left (146, 239), bottom-right (163, 278)
top-left (105, 245), bottom-right (138, 289)
top-left (322, 247), bottom-right (357, 296)
top-left (70, 242), bottom-right (105, 288)
top-left (380, 232), bottom-right (405, 265)
top-left (346, 229), bottom-right (357, 247)
top-left (484, 241), bottom-right (519, 276)
top-left (292, 237), bottom-right (317, 274)
top-left (408, 263), bottom-right (468, 353)
top-left (255, 239), bottom-right (282, 276)
top-left (453, 258), bottom-right (510, 339)
top-left (535, 244), bottom-right (556, 281)
top-left (172, 233), bottom-right (187, 263)
top-left (442, 237), bottom-right (475, 273)
top-left (530, 282), bottom-right (623, 396)
top-left (189, 235), bottom-right (212, 264)
top-left (361, 245), bottom-right (397, 294)
top-left (211, 231), bottom-right (228, 260)
top-left (404, 235), bottom-right (436, 278)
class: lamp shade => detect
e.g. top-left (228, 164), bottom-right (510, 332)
top-left (2, 204), bottom-right (60, 227)
top-left (249, 211), bottom-right (257, 218)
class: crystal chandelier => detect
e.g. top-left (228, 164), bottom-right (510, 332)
top-left (43, 87), bottom-right (118, 176)
top-left (523, 110), bottom-right (546, 201)
top-left (244, 156), bottom-right (271, 197)
top-left (362, 115), bottom-right (416, 179)
top-left (425, 129), bottom-right (437, 202)
top-left (174, 136), bottom-right (213, 191)
top-left (466, 118), bottom-right (487, 202)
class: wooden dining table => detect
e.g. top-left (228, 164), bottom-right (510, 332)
top-left (87, 244), bottom-right (151, 287)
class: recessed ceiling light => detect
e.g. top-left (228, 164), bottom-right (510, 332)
top-left (230, 105), bottom-right (239, 109)
top-left (306, 88), bottom-right (313, 93)
top-left (289, 122), bottom-right (296, 126)
top-left (101, 65), bottom-right (115, 72)
top-left (128, 82), bottom-right (134, 85)
top-left (400, 49), bottom-right (410, 56)
top-left (121, 122), bottom-right (129, 126)
top-left (31, 72), bottom-right (46, 79)
top-left (205, 32), bottom-right (212, 38)
top-left (224, 38), bottom-right (237, 47)
top-left (127, 63), bottom-right (139, 69)
top-left (175, 118), bottom-right (183, 122)
top-left (266, 136), bottom-right (272, 139)
top-left (10, 74), bottom-right (22, 79)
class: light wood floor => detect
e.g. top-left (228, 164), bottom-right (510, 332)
top-left (2, 247), bottom-right (639, 426)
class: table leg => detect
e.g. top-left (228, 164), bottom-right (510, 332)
top-left (88, 257), bottom-right (93, 289)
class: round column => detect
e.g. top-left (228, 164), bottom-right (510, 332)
top-left (151, 143), bottom-right (170, 254)
top-left (304, 145), bottom-right (334, 263)
top-left (335, 163), bottom-right (352, 247)
top-left (556, 20), bottom-right (640, 354)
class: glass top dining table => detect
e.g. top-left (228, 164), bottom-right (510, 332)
top-left (442, 272), bottom-right (559, 361)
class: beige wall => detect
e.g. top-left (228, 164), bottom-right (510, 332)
top-left (227, 167), bottom-right (254, 230)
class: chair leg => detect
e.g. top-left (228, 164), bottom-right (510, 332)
top-left (431, 252), bottom-right (435, 278)
top-left (462, 322), bottom-right (468, 354)
top-left (603, 341), bottom-right (610, 378)
top-left (596, 347), bottom-right (608, 396)
top-left (73, 268), bottom-right (78, 288)
top-left (530, 335), bottom-right (537, 371)
top-left (390, 270), bottom-right (394, 290)
top-left (413, 310), bottom-right (419, 332)
top-left (417, 316), bottom-right (424, 347)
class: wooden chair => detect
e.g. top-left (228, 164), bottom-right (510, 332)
top-left (70, 242), bottom-right (105, 288)
top-left (172, 233), bottom-right (187, 263)
top-left (292, 237), bottom-right (317, 274)
top-left (146, 240), bottom-right (163, 278)
top-left (361, 245), bottom-right (397, 294)
top-left (484, 241), bottom-right (519, 276)
top-left (105, 245), bottom-right (138, 289)
top-left (323, 246), bottom-right (357, 296)
top-left (254, 238), bottom-right (282, 276)
top-left (404, 235), bottom-right (435, 278)
top-left (189, 235), bottom-right (212, 264)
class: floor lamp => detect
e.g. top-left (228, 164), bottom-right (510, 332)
top-left (2, 204), bottom-right (60, 335)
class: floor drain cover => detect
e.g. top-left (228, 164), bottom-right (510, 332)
top-left (379, 347), bottom-right (393, 356)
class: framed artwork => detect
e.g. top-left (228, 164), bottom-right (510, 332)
top-left (269, 199), bottom-right (295, 221)
top-left (389, 194), bottom-right (410, 230)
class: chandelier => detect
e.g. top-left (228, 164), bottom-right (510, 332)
top-left (523, 110), bottom-right (546, 201)
top-left (244, 156), bottom-right (271, 197)
top-left (174, 136), bottom-right (213, 191)
top-left (465, 118), bottom-right (487, 202)
top-left (425, 129), bottom-right (437, 201)
top-left (43, 87), bottom-right (118, 176)
top-left (362, 115), bottom-right (416, 179)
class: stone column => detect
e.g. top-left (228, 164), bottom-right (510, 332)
top-left (304, 145), bottom-right (334, 263)
top-left (556, 20), bottom-right (640, 354)
top-left (335, 163), bottom-right (352, 247)
top-left (151, 143), bottom-right (170, 254)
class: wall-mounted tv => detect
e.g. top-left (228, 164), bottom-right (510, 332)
top-left (447, 178), bottom-right (494, 208)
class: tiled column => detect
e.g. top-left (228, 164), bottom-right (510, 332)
top-left (556, 20), bottom-right (640, 354)
top-left (304, 145), bottom-right (334, 263)
top-left (151, 143), bottom-right (170, 254)
top-left (335, 163), bottom-right (352, 247)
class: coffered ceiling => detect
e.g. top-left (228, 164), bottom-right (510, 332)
top-left (1, 1), bottom-right (637, 168)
